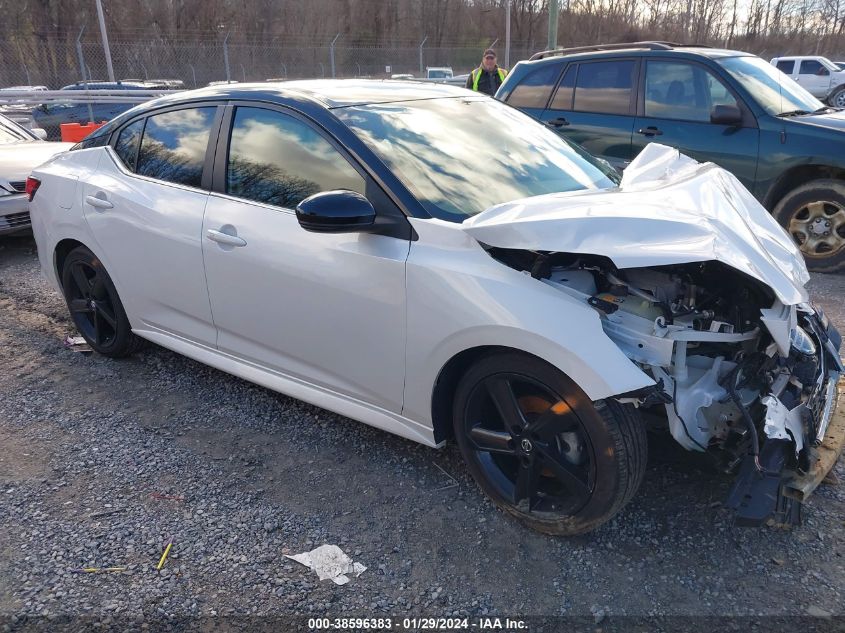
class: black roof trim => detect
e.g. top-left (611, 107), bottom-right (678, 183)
top-left (529, 41), bottom-right (712, 61)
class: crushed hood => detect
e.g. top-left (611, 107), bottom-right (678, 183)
top-left (462, 143), bottom-right (809, 305)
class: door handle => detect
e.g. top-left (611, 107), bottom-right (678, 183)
top-left (84, 194), bottom-right (113, 209)
top-left (636, 126), bottom-right (663, 136)
top-left (545, 117), bottom-right (570, 128)
top-left (206, 228), bottom-right (247, 247)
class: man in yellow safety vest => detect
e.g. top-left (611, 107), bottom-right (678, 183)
top-left (466, 49), bottom-right (508, 96)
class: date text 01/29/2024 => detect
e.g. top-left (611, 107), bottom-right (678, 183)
top-left (307, 617), bottom-right (528, 630)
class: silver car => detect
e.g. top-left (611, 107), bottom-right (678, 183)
top-left (0, 113), bottom-right (71, 235)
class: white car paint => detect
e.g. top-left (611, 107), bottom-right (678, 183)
top-left (80, 149), bottom-right (217, 346)
top-left (0, 113), bottom-right (72, 234)
top-left (770, 55), bottom-right (845, 100)
top-left (28, 135), bottom-right (836, 461)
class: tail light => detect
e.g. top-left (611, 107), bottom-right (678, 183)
top-left (25, 177), bottom-right (41, 201)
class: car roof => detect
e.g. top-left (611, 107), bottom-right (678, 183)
top-left (135, 79), bottom-right (473, 110)
top-left (526, 41), bottom-right (753, 64)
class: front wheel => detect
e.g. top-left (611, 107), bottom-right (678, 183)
top-left (773, 179), bottom-right (845, 273)
top-left (452, 352), bottom-right (647, 535)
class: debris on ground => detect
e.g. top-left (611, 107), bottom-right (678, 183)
top-left (63, 335), bottom-right (92, 354)
top-left (156, 538), bottom-right (173, 571)
top-left (285, 544), bottom-right (366, 585)
top-left (70, 566), bottom-right (127, 574)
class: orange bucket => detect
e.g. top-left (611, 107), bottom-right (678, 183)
top-left (59, 121), bottom-right (108, 143)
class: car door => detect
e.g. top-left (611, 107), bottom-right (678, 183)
top-left (631, 59), bottom-right (760, 191)
top-left (539, 58), bottom-right (638, 170)
top-left (201, 104), bottom-right (409, 412)
top-left (80, 104), bottom-right (221, 345)
top-left (795, 59), bottom-right (830, 97)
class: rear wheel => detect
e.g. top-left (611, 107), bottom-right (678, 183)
top-left (773, 179), bottom-right (845, 272)
top-left (452, 352), bottom-right (647, 535)
top-left (61, 246), bottom-right (145, 357)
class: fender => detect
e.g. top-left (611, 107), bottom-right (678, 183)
top-left (402, 217), bottom-right (654, 426)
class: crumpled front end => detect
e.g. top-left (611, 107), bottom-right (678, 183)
top-left (465, 144), bottom-right (844, 526)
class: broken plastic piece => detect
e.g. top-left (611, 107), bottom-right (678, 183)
top-left (285, 544), bottom-right (366, 585)
top-left (64, 335), bottom-right (92, 354)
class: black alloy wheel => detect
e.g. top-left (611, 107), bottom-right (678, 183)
top-left (462, 372), bottom-right (596, 516)
top-left (61, 246), bottom-right (145, 357)
top-left (453, 352), bottom-right (647, 535)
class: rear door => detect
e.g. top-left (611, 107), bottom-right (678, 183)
top-left (80, 104), bottom-right (221, 345)
top-left (539, 58), bottom-right (638, 169)
top-left (631, 59), bottom-right (760, 191)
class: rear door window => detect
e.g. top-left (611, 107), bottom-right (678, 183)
top-left (549, 65), bottom-right (577, 110)
top-left (572, 60), bottom-right (635, 115)
top-left (506, 64), bottom-right (562, 109)
top-left (114, 119), bottom-right (144, 171)
top-left (136, 107), bottom-right (216, 188)
top-left (775, 60), bottom-right (795, 74)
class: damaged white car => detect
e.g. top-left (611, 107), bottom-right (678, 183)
top-left (28, 82), bottom-right (843, 535)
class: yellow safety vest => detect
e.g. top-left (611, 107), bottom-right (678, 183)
top-left (471, 67), bottom-right (508, 92)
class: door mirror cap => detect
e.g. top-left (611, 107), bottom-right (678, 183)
top-left (710, 104), bottom-right (743, 126)
top-left (296, 189), bottom-right (377, 233)
top-left (817, 67), bottom-right (830, 76)
top-left (31, 127), bottom-right (48, 140)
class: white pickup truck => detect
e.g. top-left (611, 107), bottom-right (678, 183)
top-left (770, 55), bottom-right (845, 107)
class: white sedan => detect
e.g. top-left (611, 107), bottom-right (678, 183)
top-left (28, 81), bottom-right (843, 534)
top-left (0, 113), bottom-right (72, 235)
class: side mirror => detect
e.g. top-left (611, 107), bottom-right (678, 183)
top-left (710, 104), bottom-right (743, 126)
top-left (31, 128), bottom-right (48, 140)
top-left (296, 190), bottom-right (376, 233)
top-left (817, 67), bottom-right (830, 76)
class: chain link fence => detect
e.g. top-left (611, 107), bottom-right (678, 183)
top-left (0, 37), bottom-right (538, 89)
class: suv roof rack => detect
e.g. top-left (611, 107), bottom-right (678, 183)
top-left (528, 41), bottom-right (712, 61)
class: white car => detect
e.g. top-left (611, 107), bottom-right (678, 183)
top-left (29, 81), bottom-right (843, 534)
top-left (0, 113), bottom-right (72, 235)
top-left (771, 55), bottom-right (845, 107)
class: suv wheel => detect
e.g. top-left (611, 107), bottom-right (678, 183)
top-left (452, 352), bottom-right (647, 535)
top-left (773, 179), bottom-right (845, 273)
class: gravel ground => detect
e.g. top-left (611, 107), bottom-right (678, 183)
top-left (0, 234), bottom-right (844, 627)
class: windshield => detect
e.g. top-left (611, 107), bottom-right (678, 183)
top-left (718, 56), bottom-right (823, 116)
top-left (336, 97), bottom-right (618, 221)
top-left (0, 116), bottom-right (32, 143)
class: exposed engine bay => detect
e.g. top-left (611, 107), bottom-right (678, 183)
top-left (489, 247), bottom-right (844, 526)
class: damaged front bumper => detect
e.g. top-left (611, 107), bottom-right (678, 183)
top-left (726, 314), bottom-right (843, 526)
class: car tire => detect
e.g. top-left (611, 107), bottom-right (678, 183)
top-left (61, 246), bottom-right (145, 357)
top-left (452, 351), bottom-right (647, 535)
top-left (828, 87), bottom-right (845, 109)
top-left (773, 179), bottom-right (845, 273)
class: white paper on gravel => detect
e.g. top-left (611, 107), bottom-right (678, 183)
top-left (285, 545), bottom-right (367, 585)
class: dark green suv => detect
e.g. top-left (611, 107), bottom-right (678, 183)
top-left (496, 42), bottom-right (845, 272)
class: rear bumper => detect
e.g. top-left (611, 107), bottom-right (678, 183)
top-left (0, 194), bottom-right (31, 235)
